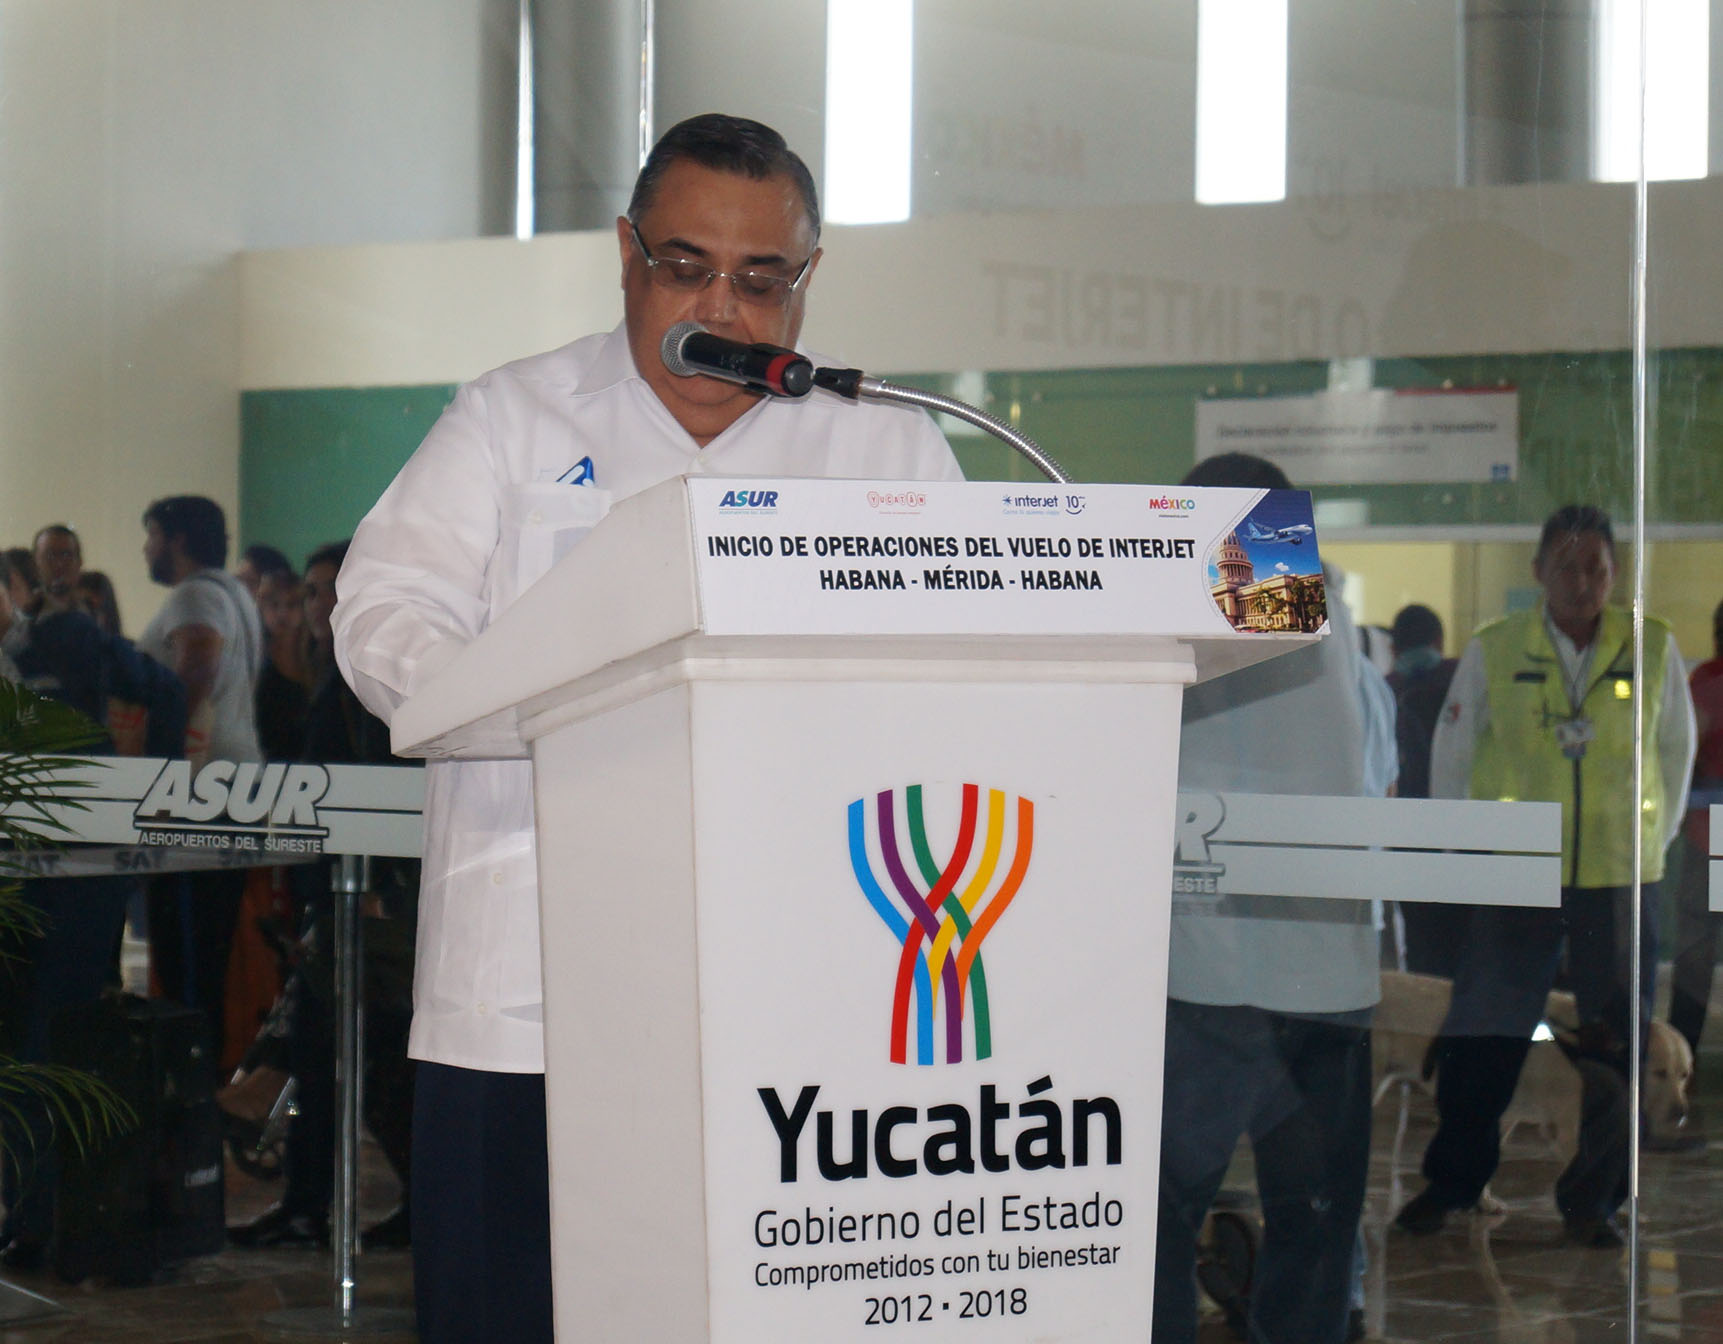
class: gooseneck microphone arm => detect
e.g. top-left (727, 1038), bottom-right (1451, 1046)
top-left (812, 367), bottom-right (1071, 485)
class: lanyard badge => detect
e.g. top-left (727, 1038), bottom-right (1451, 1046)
top-left (1554, 715), bottom-right (1595, 761)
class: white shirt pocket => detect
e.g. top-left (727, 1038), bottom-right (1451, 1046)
top-left (495, 484), bottom-right (613, 610)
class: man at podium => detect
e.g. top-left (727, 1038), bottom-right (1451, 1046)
top-left (331, 113), bottom-right (961, 1343)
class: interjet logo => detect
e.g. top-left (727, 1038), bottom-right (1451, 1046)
top-left (847, 784), bottom-right (1033, 1067)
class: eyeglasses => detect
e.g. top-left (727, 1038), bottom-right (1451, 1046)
top-left (628, 222), bottom-right (813, 309)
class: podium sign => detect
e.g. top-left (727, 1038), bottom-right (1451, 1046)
top-left (394, 476), bottom-right (1326, 1342)
top-left (533, 670), bottom-right (1181, 1342)
top-left (687, 478), bottom-right (1329, 639)
top-left (676, 685), bottom-right (1170, 1340)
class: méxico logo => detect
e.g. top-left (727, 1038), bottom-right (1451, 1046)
top-left (847, 784), bottom-right (1033, 1067)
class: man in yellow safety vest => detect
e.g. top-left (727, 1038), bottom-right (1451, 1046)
top-left (1394, 505), bottom-right (1695, 1248)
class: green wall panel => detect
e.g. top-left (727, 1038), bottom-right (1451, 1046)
top-left (241, 348), bottom-right (1722, 555)
top-left (928, 347), bottom-right (1723, 526)
top-left (240, 386), bottom-right (456, 568)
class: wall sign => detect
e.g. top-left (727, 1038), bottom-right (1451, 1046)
top-left (1195, 388), bottom-right (1519, 485)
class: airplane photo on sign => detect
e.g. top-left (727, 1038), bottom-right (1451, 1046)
top-left (1241, 519), bottom-right (1314, 545)
top-left (1204, 490), bottom-right (1328, 634)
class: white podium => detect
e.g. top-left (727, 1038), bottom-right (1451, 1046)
top-left (393, 476), bottom-right (1323, 1343)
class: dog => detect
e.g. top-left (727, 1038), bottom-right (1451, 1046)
top-left (1374, 970), bottom-right (1696, 1166)
top-left (1644, 1019), bottom-right (1697, 1147)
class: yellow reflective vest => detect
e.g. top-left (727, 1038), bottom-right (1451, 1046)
top-left (1471, 606), bottom-right (1671, 886)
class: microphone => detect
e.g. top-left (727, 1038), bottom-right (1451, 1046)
top-left (660, 321), bottom-right (814, 398)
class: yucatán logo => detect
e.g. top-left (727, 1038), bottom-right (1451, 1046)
top-left (1171, 793), bottom-right (1226, 898)
top-left (866, 488), bottom-right (927, 513)
top-left (848, 784), bottom-right (1032, 1065)
top-left (753, 784), bottom-right (1124, 1187)
top-left (717, 487), bottom-right (780, 512)
top-left (132, 760), bottom-right (331, 856)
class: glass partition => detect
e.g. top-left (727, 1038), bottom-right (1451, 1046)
top-left (3, 1), bottom-right (1716, 1339)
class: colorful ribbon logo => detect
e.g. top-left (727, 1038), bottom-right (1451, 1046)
top-left (847, 784), bottom-right (1034, 1066)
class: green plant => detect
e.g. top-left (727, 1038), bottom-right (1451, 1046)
top-left (0, 679), bottom-right (135, 1167)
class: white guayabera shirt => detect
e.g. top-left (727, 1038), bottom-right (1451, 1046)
top-left (333, 324), bottom-right (962, 1073)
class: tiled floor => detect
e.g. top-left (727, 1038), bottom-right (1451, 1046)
top-left (1197, 1058), bottom-right (1723, 1342)
top-left (0, 1136), bottom-right (413, 1344)
top-left (8, 1064), bottom-right (1723, 1341)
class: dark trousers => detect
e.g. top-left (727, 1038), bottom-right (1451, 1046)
top-left (1398, 901), bottom-right (1472, 979)
top-left (278, 975), bottom-right (416, 1218)
top-left (146, 867), bottom-right (245, 1063)
top-left (282, 975), bottom-right (334, 1217)
top-left (0, 875), bottom-right (131, 1243)
top-left (411, 1062), bottom-right (553, 1344)
top-left (1155, 1000), bottom-right (1372, 1344)
top-left (1669, 835), bottom-right (1717, 1054)
top-left (1423, 882), bottom-right (1656, 1223)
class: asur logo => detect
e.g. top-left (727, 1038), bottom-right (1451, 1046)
top-left (717, 488), bottom-right (780, 511)
top-left (134, 761), bottom-right (331, 833)
top-left (1171, 793), bottom-right (1226, 898)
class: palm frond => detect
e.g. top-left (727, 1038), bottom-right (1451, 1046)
top-left (0, 681), bottom-right (103, 873)
top-left (0, 879), bottom-right (46, 967)
top-left (0, 682), bottom-right (131, 1165)
top-left (0, 681), bottom-right (106, 755)
top-left (0, 1056), bottom-right (136, 1158)
top-left (0, 755), bottom-right (99, 846)
top-left (0, 680), bottom-right (104, 865)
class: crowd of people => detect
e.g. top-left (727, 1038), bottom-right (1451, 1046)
top-left (0, 501), bottom-right (416, 1272)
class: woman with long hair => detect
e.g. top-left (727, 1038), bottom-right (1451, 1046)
top-left (74, 570), bottom-right (124, 637)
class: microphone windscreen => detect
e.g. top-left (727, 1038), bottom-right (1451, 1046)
top-left (661, 321), bottom-right (707, 378)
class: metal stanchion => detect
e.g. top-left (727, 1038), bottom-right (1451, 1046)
top-left (264, 854), bottom-right (414, 1338)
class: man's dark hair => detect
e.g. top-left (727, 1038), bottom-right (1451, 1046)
top-left (1389, 603), bottom-right (1444, 654)
top-left (33, 523), bottom-right (79, 558)
top-left (627, 113), bottom-right (820, 240)
top-left (1536, 504), bottom-right (1614, 562)
top-left (1712, 597), bottom-right (1723, 659)
top-left (304, 540), bottom-right (351, 573)
top-left (241, 543), bottom-right (293, 581)
top-left (143, 495), bottom-right (229, 569)
top-left (1180, 452), bottom-right (1294, 492)
top-left (3, 547), bottom-right (40, 596)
